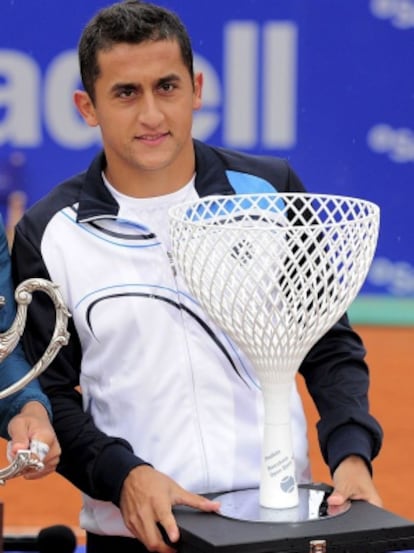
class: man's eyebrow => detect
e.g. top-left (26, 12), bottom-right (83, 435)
top-left (158, 73), bottom-right (181, 85)
top-left (110, 82), bottom-right (139, 94)
top-left (109, 74), bottom-right (181, 94)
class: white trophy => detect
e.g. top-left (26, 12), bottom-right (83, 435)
top-left (0, 277), bottom-right (70, 483)
top-left (169, 192), bottom-right (379, 522)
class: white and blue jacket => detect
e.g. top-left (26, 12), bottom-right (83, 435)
top-left (12, 140), bottom-right (382, 537)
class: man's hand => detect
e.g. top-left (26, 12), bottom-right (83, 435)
top-left (120, 465), bottom-right (220, 552)
top-left (328, 455), bottom-right (382, 507)
top-left (7, 401), bottom-right (61, 479)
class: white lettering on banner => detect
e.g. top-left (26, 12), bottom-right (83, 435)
top-left (223, 21), bottom-right (297, 149)
top-left (0, 21), bottom-right (297, 149)
top-left (44, 50), bottom-right (101, 148)
top-left (0, 50), bottom-right (41, 145)
top-left (192, 54), bottom-right (221, 140)
top-left (262, 22), bottom-right (297, 149)
top-left (223, 21), bottom-right (259, 147)
top-left (367, 124), bottom-right (414, 162)
top-left (369, 257), bottom-right (414, 295)
top-left (370, 0), bottom-right (414, 29)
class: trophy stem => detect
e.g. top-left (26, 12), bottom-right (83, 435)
top-left (260, 381), bottom-right (299, 509)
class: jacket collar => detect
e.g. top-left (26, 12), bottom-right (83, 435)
top-left (194, 139), bottom-right (235, 197)
top-left (77, 151), bottom-right (118, 222)
top-left (77, 140), bottom-right (235, 222)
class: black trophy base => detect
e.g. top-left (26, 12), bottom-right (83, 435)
top-left (175, 486), bottom-right (414, 553)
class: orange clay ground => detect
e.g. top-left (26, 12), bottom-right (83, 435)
top-left (0, 325), bottom-right (413, 545)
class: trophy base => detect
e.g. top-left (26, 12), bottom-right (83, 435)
top-left (175, 499), bottom-right (414, 553)
top-left (214, 483), bottom-right (351, 523)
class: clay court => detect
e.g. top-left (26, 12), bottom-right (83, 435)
top-left (0, 325), bottom-right (413, 546)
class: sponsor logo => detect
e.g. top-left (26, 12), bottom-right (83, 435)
top-left (367, 124), bottom-right (414, 163)
top-left (0, 22), bottom-right (298, 150)
top-left (369, 257), bottom-right (414, 295)
top-left (370, 0), bottom-right (414, 29)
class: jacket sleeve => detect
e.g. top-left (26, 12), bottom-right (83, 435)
top-left (299, 310), bottom-right (383, 474)
top-left (284, 165), bottom-right (383, 472)
top-left (0, 218), bottom-right (52, 438)
top-left (11, 222), bottom-right (148, 506)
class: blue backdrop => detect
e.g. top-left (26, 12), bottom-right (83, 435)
top-left (1, 0), bottom-right (413, 322)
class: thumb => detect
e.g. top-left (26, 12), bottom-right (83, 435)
top-left (7, 439), bottom-right (29, 462)
top-left (7, 418), bottom-right (30, 458)
top-left (327, 488), bottom-right (347, 506)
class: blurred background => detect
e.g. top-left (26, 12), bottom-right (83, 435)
top-left (0, 0), bottom-right (413, 549)
top-left (1, 0), bottom-right (413, 321)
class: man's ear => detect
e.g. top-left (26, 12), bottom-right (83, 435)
top-left (73, 90), bottom-right (99, 127)
top-left (193, 72), bottom-right (203, 111)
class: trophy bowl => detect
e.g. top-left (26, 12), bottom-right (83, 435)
top-left (169, 192), bottom-right (379, 522)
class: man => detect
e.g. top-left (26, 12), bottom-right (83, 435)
top-left (0, 216), bottom-right (60, 477)
top-left (12, 1), bottom-right (383, 552)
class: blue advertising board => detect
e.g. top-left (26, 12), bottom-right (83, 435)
top-left (1, 0), bottom-right (413, 323)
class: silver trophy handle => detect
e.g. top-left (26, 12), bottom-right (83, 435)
top-left (0, 278), bottom-right (70, 483)
top-left (0, 277), bottom-right (71, 398)
top-left (0, 449), bottom-right (44, 485)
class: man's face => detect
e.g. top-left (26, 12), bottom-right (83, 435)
top-left (75, 39), bottom-right (202, 189)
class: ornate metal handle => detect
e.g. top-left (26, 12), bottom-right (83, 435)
top-left (0, 277), bottom-right (70, 399)
top-left (0, 449), bottom-right (44, 485)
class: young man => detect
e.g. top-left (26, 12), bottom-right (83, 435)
top-left (0, 217), bottom-right (60, 478)
top-left (12, 1), bottom-right (383, 552)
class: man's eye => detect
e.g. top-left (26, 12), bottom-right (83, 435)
top-left (159, 83), bottom-right (174, 92)
top-left (119, 88), bottom-right (135, 98)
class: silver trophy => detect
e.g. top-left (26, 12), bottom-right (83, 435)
top-left (169, 192), bottom-right (379, 521)
top-left (0, 277), bottom-right (70, 483)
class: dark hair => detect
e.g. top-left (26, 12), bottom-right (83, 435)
top-left (78, 0), bottom-right (194, 102)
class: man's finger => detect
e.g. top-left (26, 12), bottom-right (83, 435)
top-left (29, 439), bottom-right (50, 462)
top-left (327, 489), bottom-right (348, 506)
top-left (156, 510), bottom-right (180, 545)
top-left (176, 491), bottom-right (221, 512)
top-left (6, 440), bottom-right (28, 461)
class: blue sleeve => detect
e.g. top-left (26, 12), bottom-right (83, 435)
top-left (0, 217), bottom-right (52, 439)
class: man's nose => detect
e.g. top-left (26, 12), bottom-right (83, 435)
top-left (138, 93), bottom-right (164, 126)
